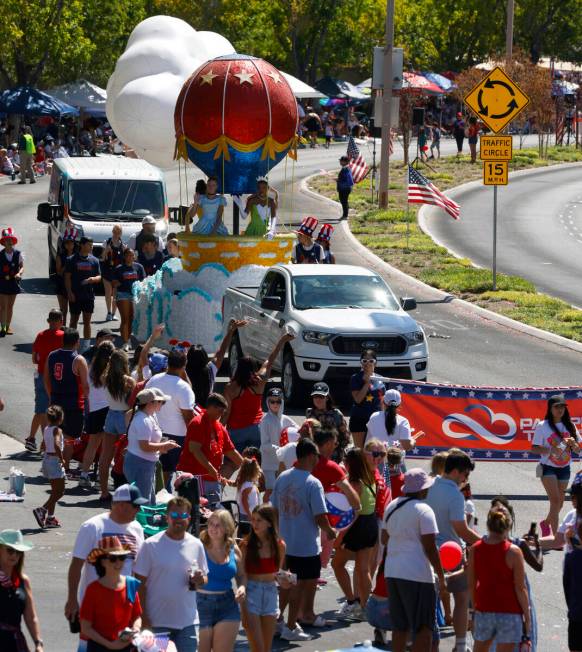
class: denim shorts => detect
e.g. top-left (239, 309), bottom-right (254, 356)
top-left (473, 611), bottom-right (523, 644)
top-left (42, 455), bottom-right (65, 480)
top-left (542, 463), bottom-right (571, 482)
top-left (116, 291), bottom-right (134, 302)
top-left (197, 590), bottom-right (240, 629)
top-left (34, 374), bottom-right (49, 414)
top-left (228, 424), bottom-right (260, 452)
top-left (104, 408), bottom-right (127, 435)
top-left (246, 580), bottom-right (278, 617)
top-left (366, 595), bottom-right (392, 631)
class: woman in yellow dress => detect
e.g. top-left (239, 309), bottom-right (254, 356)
top-left (244, 179), bottom-right (277, 237)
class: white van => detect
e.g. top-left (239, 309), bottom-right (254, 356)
top-left (37, 156), bottom-right (169, 276)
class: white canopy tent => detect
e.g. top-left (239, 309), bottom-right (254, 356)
top-left (48, 79), bottom-right (107, 116)
top-left (281, 72), bottom-right (326, 99)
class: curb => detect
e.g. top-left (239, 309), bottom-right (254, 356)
top-left (300, 171), bottom-right (582, 355)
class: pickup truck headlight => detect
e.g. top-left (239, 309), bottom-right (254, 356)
top-left (403, 330), bottom-right (425, 345)
top-left (302, 330), bottom-right (334, 345)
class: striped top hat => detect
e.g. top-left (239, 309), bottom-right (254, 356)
top-left (316, 223), bottom-right (334, 243)
top-left (0, 227), bottom-right (17, 246)
top-left (295, 216), bottom-right (318, 238)
top-left (62, 227), bottom-right (80, 241)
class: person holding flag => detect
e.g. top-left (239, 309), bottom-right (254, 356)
top-left (336, 156), bottom-right (354, 220)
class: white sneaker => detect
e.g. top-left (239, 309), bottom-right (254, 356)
top-left (336, 601), bottom-right (357, 619)
top-left (351, 603), bottom-right (366, 621)
top-left (280, 625), bottom-right (312, 641)
top-left (78, 474), bottom-right (92, 488)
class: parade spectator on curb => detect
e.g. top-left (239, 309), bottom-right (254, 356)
top-left (272, 437), bottom-right (336, 642)
top-left (467, 116), bottom-right (480, 163)
top-left (224, 332), bottom-right (294, 453)
top-left (177, 393), bottom-right (243, 499)
top-left (0, 147), bottom-right (16, 178)
top-left (125, 387), bottom-right (180, 504)
top-left (65, 236), bottom-right (101, 345)
top-left (304, 108), bottom-right (322, 148)
top-left (55, 228), bottom-right (79, 325)
top-left (337, 156), bottom-right (354, 220)
top-left (453, 112), bottom-right (465, 156)
top-left (429, 123), bottom-right (441, 159)
top-left (65, 484), bottom-right (146, 652)
top-left (45, 328), bottom-right (89, 474)
top-left (0, 227), bottom-right (24, 337)
top-left (135, 497), bottom-right (208, 652)
top-left (382, 468), bottom-right (447, 652)
top-left (350, 349), bottom-right (386, 448)
top-left (306, 382), bottom-right (350, 462)
top-left (26, 308), bottom-right (64, 452)
top-left (80, 536), bottom-right (142, 652)
top-left (17, 126), bottom-right (36, 184)
top-left (185, 319), bottom-right (247, 408)
top-left (532, 394), bottom-right (580, 537)
top-left (426, 449), bottom-right (480, 652)
top-left (127, 215), bottom-right (164, 253)
top-left (468, 508), bottom-right (531, 652)
top-left (0, 529), bottom-right (43, 652)
top-left (100, 225), bottom-right (126, 322)
top-left (198, 510), bottom-right (246, 652)
top-left (259, 387), bottom-right (296, 498)
top-left (147, 347), bottom-right (195, 488)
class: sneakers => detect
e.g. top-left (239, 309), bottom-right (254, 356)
top-left (280, 625), bottom-right (312, 641)
top-left (33, 507), bottom-right (48, 528)
top-left (105, 312), bottom-right (114, 321)
top-left (350, 603), bottom-right (366, 621)
top-left (24, 438), bottom-right (38, 452)
top-left (45, 516), bottom-right (61, 528)
top-left (66, 468), bottom-right (82, 480)
top-left (336, 601), bottom-right (358, 620)
top-left (78, 473), bottom-right (92, 488)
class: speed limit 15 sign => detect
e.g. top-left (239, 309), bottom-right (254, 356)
top-left (483, 161), bottom-right (508, 186)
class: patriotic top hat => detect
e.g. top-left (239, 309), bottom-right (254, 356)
top-left (62, 227), bottom-right (79, 241)
top-left (316, 223), bottom-right (334, 243)
top-left (0, 227), bottom-right (17, 246)
top-left (295, 216), bottom-right (318, 238)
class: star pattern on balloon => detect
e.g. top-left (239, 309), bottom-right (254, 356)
top-left (200, 70), bottom-right (218, 85)
top-left (267, 70), bottom-right (282, 84)
top-left (234, 70), bottom-right (255, 85)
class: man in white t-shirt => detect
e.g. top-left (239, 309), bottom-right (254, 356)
top-left (147, 348), bottom-right (196, 488)
top-left (64, 484), bottom-right (147, 652)
top-left (382, 468), bottom-right (446, 652)
top-left (135, 497), bottom-right (208, 652)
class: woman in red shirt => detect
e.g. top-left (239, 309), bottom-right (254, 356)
top-left (80, 536), bottom-right (142, 651)
top-left (468, 508), bottom-right (531, 651)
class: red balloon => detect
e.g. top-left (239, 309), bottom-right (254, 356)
top-left (439, 541), bottom-right (463, 571)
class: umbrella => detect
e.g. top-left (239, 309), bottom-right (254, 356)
top-left (0, 86), bottom-right (79, 117)
top-left (281, 72), bottom-right (326, 99)
top-left (423, 72), bottom-right (456, 92)
top-left (402, 72), bottom-right (444, 95)
top-left (48, 79), bottom-right (107, 116)
top-left (315, 77), bottom-right (370, 101)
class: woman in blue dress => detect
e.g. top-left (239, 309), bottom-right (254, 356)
top-left (188, 176), bottom-right (229, 236)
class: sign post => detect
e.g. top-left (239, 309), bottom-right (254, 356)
top-left (464, 68), bottom-right (530, 290)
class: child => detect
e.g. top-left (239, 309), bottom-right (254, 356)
top-left (430, 450), bottom-right (448, 476)
top-left (386, 446), bottom-right (404, 498)
top-left (236, 456), bottom-right (261, 537)
top-left (137, 234), bottom-right (164, 276)
top-left (324, 121), bottom-right (334, 149)
top-left (336, 156), bottom-right (354, 220)
top-left (55, 228), bottom-right (78, 325)
top-left (462, 482), bottom-right (477, 528)
top-left (291, 216), bottom-right (323, 264)
top-left (315, 223), bottom-right (335, 264)
top-left (0, 227), bottom-right (24, 337)
top-left (33, 405), bottom-right (66, 528)
top-left (164, 238), bottom-right (181, 260)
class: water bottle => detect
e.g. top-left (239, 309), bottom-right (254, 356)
top-left (188, 561), bottom-right (199, 591)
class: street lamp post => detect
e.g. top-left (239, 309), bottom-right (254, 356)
top-left (379, 0), bottom-right (395, 209)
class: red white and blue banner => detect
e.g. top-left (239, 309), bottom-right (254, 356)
top-left (387, 380), bottom-right (582, 461)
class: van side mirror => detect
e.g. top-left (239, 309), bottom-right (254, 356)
top-left (261, 296), bottom-right (284, 311)
top-left (37, 202), bottom-right (53, 223)
top-left (400, 297), bottom-right (417, 311)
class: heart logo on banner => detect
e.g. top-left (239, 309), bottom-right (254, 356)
top-left (442, 404), bottom-right (517, 445)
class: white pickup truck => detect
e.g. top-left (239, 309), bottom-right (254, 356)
top-left (222, 264), bottom-right (428, 404)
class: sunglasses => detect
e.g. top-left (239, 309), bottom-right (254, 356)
top-left (105, 554), bottom-right (129, 562)
top-left (268, 399), bottom-right (282, 404)
top-left (369, 450), bottom-right (386, 459)
top-left (362, 359), bottom-right (376, 363)
top-left (169, 511), bottom-right (190, 520)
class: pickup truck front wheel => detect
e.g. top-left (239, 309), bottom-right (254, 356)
top-left (282, 352), bottom-right (307, 407)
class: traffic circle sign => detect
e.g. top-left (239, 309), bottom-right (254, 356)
top-left (480, 135), bottom-right (512, 161)
top-left (464, 67), bottom-right (530, 134)
top-left (483, 161), bottom-right (508, 186)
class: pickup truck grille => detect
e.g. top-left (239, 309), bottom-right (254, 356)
top-left (330, 335), bottom-right (407, 355)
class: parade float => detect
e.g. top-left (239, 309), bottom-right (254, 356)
top-left (106, 17), bottom-right (299, 349)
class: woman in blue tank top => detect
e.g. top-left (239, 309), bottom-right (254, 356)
top-left (197, 509), bottom-right (246, 651)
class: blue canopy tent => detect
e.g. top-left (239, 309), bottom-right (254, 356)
top-left (0, 86), bottom-right (79, 117)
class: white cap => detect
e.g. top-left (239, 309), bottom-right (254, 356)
top-left (383, 389), bottom-right (401, 407)
top-left (142, 215), bottom-right (156, 225)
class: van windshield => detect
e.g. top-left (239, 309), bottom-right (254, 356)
top-left (69, 180), bottom-right (165, 220)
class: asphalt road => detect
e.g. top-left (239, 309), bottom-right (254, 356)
top-left (0, 134), bottom-right (578, 651)
top-left (424, 163), bottom-right (582, 308)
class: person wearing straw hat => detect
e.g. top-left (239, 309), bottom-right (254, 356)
top-left (0, 227), bottom-right (24, 337)
top-left (315, 223), bottom-right (335, 264)
top-left (80, 536), bottom-right (142, 652)
top-left (0, 529), bottom-right (44, 652)
top-left (291, 217), bottom-right (323, 264)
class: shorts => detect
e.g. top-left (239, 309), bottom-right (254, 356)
top-left (69, 297), bottom-right (95, 315)
top-left (34, 374), bottom-right (49, 414)
top-left (197, 590), bottom-right (240, 629)
top-left (541, 463), bottom-right (571, 482)
top-left (569, 619), bottom-right (582, 651)
top-left (349, 414), bottom-right (371, 433)
top-left (42, 455), bottom-right (65, 480)
top-left (246, 580), bottom-right (278, 616)
top-left (62, 409), bottom-right (84, 438)
top-left (342, 513), bottom-right (378, 552)
top-left (366, 595), bottom-right (392, 631)
top-left (159, 434), bottom-right (184, 473)
top-left (285, 554), bottom-right (321, 581)
top-left (387, 578), bottom-right (437, 633)
top-left (104, 408), bottom-right (127, 435)
top-left (85, 407), bottom-right (108, 435)
top-left (473, 611), bottom-right (523, 644)
top-left (116, 291), bottom-right (134, 302)
top-left (263, 469), bottom-right (277, 491)
top-left (228, 424), bottom-right (260, 452)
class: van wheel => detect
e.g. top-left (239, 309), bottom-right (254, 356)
top-left (228, 334), bottom-right (243, 377)
top-left (282, 352), bottom-right (306, 407)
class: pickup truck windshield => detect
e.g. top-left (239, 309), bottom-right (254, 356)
top-left (69, 180), bottom-right (164, 220)
top-left (292, 275), bottom-right (400, 310)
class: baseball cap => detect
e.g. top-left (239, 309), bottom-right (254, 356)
top-left (311, 382), bottom-right (330, 397)
top-left (267, 387), bottom-right (283, 399)
top-left (136, 387), bottom-right (172, 405)
top-left (96, 328), bottom-right (115, 339)
top-left (403, 468), bottom-right (434, 495)
top-left (148, 352), bottom-right (168, 373)
top-left (142, 215), bottom-right (156, 225)
top-left (548, 394), bottom-right (567, 407)
top-left (383, 389), bottom-right (402, 406)
top-left (112, 483), bottom-right (148, 506)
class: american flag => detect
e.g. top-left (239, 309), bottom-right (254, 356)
top-left (347, 136), bottom-right (369, 183)
top-left (408, 165), bottom-right (460, 220)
